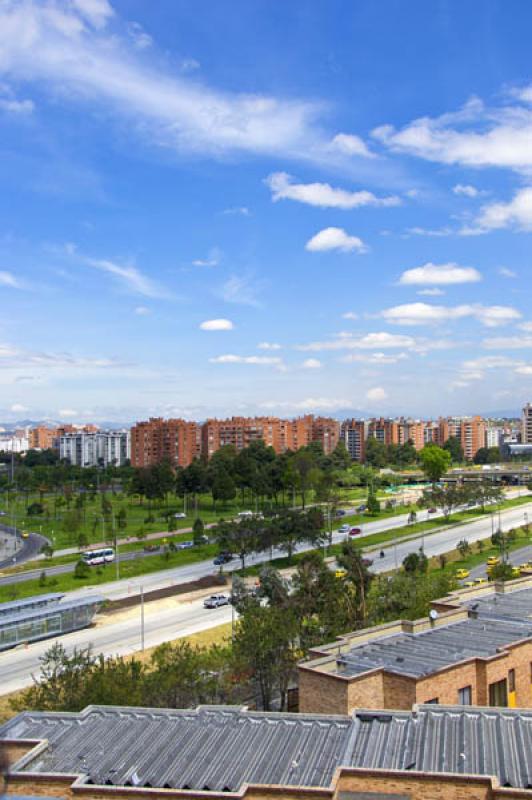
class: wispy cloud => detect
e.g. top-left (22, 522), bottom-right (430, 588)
top-left (0, 271), bottom-right (24, 289)
top-left (380, 302), bottom-right (521, 327)
top-left (0, 0), bottom-right (355, 166)
top-left (219, 274), bottom-right (263, 306)
top-left (85, 257), bottom-right (170, 298)
top-left (398, 262), bottom-right (482, 285)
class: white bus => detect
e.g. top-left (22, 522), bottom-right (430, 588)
top-left (82, 547), bottom-right (115, 566)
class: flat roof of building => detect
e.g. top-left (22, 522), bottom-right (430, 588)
top-left (2, 704), bottom-right (532, 791)
top-left (466, 585), bottom-right (532, 624)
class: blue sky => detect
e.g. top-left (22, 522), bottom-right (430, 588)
top-left (0, 0), bottom-right (531, 423)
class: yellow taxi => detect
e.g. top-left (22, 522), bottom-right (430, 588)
top-left (21, 531), bottom-right (29, 539)
top-left (335, 568), bottom-right (347, 580)
top-left (474, 577), bottom-right (487, 585)
top-left (511, 566), bottom-right (521, 578)
top-left (486, 556), bottom-right (500, 567)
top-left (464, 581), bottom-right (475, 587)
top-left (455, 568), bottom-right (470, 580)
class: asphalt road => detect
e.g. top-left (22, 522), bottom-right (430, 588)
top-left (2, 498), bottom-right (532, 694)
top-left (0, 527), bottom-right (48, 570)
top-left (0, 596), bottom-right (234, 694)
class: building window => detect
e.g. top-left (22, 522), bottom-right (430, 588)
top-left (508, 669), bottom-right (516, 693)
top-left (458, 685), bottom-right (472, 705)
top-left (489, 678), bottom-right (508, 707)
top-left (425, 698), bottom-right (439, 704)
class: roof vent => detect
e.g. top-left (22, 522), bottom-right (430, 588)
top-left (396, 656), bottom-right (404, 663)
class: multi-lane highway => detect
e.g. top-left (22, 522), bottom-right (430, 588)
top-left (1, 498), bottom-right (531, 694)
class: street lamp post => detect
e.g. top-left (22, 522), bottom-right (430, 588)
top-left (140, 586), bottom-right (145, 651)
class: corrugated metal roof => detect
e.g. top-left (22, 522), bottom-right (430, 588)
top-left (0, 593), bottom-right (64, 619)
top-left (3, 705), bottom-right (532, 791)
top-left (468, 586), bottom-right (532, 624)
top-left (0, 594), bottom-right (105, 628)
top-left (335, 616), bottom-right (532, 678)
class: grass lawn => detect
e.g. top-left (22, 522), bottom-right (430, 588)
top-left (0, 485), bottom-right (376, 551)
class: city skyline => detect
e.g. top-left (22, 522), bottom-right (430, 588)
top-left (1, 1), bottom-right (532, 421)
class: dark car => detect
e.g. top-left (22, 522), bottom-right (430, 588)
top-left (362, 557), bottom-right (373, 568)
top-left (357, 504), bottom-right (367, 512)
top-left (213, 551), bottom-right (233, 566)
top-left (427, 507), bottom-right (437, 513)
top-left (335, 509), bottom-right (346, 517)
top-left (349, 527), bottom-right (362, 536)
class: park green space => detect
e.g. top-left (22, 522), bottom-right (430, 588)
top-left (0, 486), bottom-right (376, 551)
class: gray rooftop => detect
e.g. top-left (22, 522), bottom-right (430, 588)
top-left (0, 594), bottom-right (105, 628)
top-left (335, 615), bottom-right (532, 679)
top-left (467, 586), bottom-right (532, 624)
top-left (2, 704), bottom-right (532, 791)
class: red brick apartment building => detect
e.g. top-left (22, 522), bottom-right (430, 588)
top-left (130, 418), bottom-right (201, 468)
top-left (299, 577), bottom-right (532, 715)
top-left (131, 415), bottom-right (341, 466)
top-left (28, 424), bottom-right (99, 450)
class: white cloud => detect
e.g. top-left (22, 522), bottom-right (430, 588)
top-left (0, 1), bottom-right (345, 164)
top-left (372, 94), bottom-right (532, 172)
top-left (266, 172), bottom-right (400, 209)
top-left (0, 96), bottom-right (34, 114)
top-left (0, 342), bottom-right (121, 370)
top-left (180, 58), bottom-right (200, 73)
top-left (10, 403), bottom-right (28, 413)
top-left (342, 311), bottom-right (359, 320)
top-left (134, 306), bottom-right (151, 316)
top-left (305, 227), bottom-right (367, 253)
top-left (406, 226), bottom-right (454, 237)
top-left (258, 342), bottom-right (282, 350)
top-left (398, 262), bottom-right (482, 286)
top-left (341, 352), bottom-right (408, 365)
top-left (71, 0), bottom-right (114, 28)
top-left (515, 365), bottom-right (532, 376)
top-left (519, 322), bottom-right (532, 332)
top-left (380, 302), bottom-right (521, 327)
top-left (0, 271), bottom-right (23, 288)
top-left (474, 188), bottom-right (532, 232)
top-left (260, 397), bottom-right (351, 412)
top-left (462, 356), bottom-right (523, 371)
top-left (126, 21), bottom-right (152, 49)
top-left (483, 336), bottom-right (532, 349)
top-left (85, 257), bottom-right (169, 298)
top-left (199, 318), bottom-right (234, 331)
top-left (499, 267), bottom-right (517, 278)
top-left (329, 133), bottom-right (375, 158)
top-left (302, 358), bottom-right (322, 369)
top-left (209, 354), bottom-right (283, 366)
top-left (58, 408), bottom-right (78, 417)
top-left (417, 288), bottom-right (445, 296)
top-left (453, 184), bottom-right (479, 197)
top-left (298, 331), bottom-right (419, 352)
top-left (192, 248), bottom-right (221, 267)
top-left (366, 386), bottom-right (387, 402)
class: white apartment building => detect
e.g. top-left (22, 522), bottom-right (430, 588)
top-left (59, 431), bottom-right (130, 467)
top-left (485, 426), bottom-right (503, 448)
top-left (0, 435), bottom-right (29, 453)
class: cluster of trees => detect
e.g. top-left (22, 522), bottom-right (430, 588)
top-left (365, 436), bottom-right (469, 470)
top-left (15, 545), bottom-right (456, 714)
top-left (419, 481), bottom-right (504, 519)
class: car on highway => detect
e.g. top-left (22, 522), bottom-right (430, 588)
top-left (338, 523), bottom-right (350, 534)
top-left (427, 508), bottom-right (437, 514)
top-left (203, 594), bottom-right (229, 609)
top-left (0, 510), bottom-right (7, 516)
top-left (357, 504), bottom-right (367, 512)
top-left (455, 568), bottom-right (470, 579)
top-left (335, 568), bottom-right (347, 579)
top-left (511, 566), bottom-right (521, 578)
top-left (474, 577), bottom-right (487, 585)
top-left (487, 556), bottom-right (500, 567)
top-left (21, 531), bottom-right (29, 539)
top-left (175, 540), bottom-right (194, 550)
top-left (213, 551), bottom-right (233, 565)
top-left (349, 527), bottom-right (362, 536)
top-left (464, 581), bottom-right (475, 587)
top-left (237, 511), bottom-right (254, 518)
top-left (520, 563), bottom-right (532, 574)
top-left (173, 512), bottom-right (187, 519)
top-left (335, 509), bottom-right (347, 517)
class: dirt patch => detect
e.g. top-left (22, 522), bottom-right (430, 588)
top-left (102, 574), bottom-right (228, 614)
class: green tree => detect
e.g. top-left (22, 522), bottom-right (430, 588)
top-left (364, 437), bottom-right (388, 468)
top-left (193, 517), bottom-right (205, 546)
top-left (443, 436), bottom-right (464, 463)
top-left (456, 538), bottom-right (471, 558)
top-left (212, 469), bottom-right (237, 509)
top-left (419, 444), bottom-right (451, 484)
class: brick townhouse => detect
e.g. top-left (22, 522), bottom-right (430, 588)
top-left (299, 578), bottom-right (532, 715)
